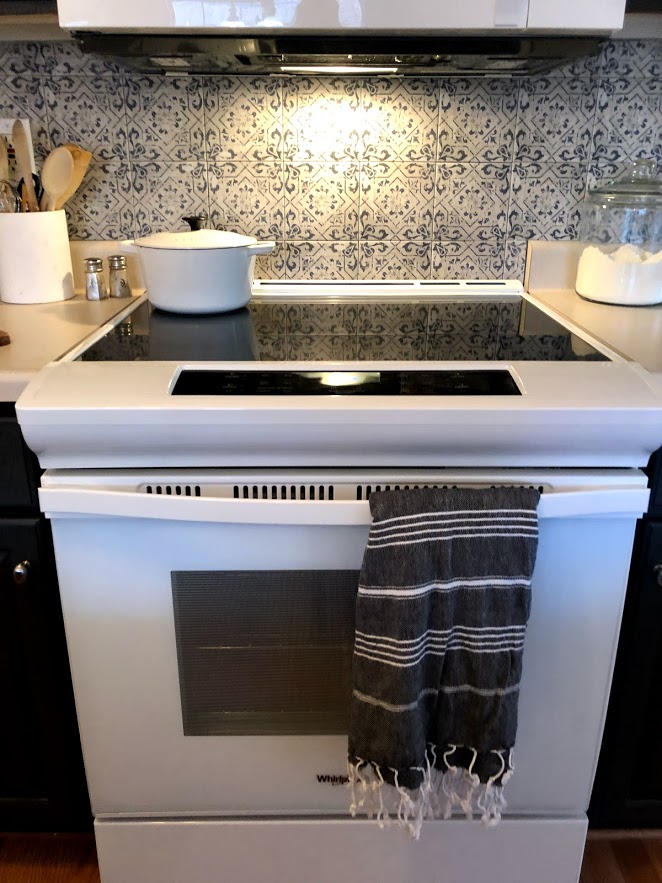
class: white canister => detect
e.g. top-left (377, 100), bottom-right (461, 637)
top-left (0, 209), bottom-right (75, 304)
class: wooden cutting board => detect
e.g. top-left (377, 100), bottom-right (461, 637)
top-left (0, 329), bottom-right (10, 346)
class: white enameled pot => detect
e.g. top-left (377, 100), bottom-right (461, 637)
top-left (122, 230), bottom-right (275, 314)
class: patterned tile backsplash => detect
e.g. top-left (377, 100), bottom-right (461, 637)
top-left (0, 38), bottom-right (660, 281)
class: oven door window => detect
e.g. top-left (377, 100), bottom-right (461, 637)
top-left (171, 570), bottom-right (358, 735)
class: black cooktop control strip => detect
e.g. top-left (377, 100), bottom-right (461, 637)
top-left (171, 370), bottom-right (521, 396)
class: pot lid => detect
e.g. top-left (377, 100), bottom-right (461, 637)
top-left (133, 229), bottom-right (258, 250)
top-left (586, 160), bottom-right (662, 209)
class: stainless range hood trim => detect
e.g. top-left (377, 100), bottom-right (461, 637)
top-left (74, 32), bottom-right (604, 76)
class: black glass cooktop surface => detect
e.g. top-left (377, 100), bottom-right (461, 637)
top-left (78, 298), bottom-right (609, 364)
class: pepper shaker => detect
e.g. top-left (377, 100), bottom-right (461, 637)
top-left (108, 254), bottom-right (131, 299)
top-left (84, 257), bottom-right (108, 301)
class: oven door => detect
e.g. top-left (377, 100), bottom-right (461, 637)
top-left (41, 468), bottom-right (648, 818)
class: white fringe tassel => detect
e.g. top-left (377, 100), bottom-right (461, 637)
top-left (347, 746), bottom-right (513, 840)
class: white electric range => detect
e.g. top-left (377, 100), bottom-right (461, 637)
top-left (15, 281), bottom-right (662, 883)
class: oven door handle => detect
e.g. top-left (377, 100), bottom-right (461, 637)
top-left (38, 485), bottom-right (650, 524)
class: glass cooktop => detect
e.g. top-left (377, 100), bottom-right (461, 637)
top-left (78, 297), bottom-right (609, 364)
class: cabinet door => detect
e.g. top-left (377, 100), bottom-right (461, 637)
top-left (57, 0), bottom-right (530, 30)
top-left (590, 519), bottom-right (662, 828)
top-left (527, 0), bottom-right (625, 28)
top-left (0, 518), bottom-right (89, 831)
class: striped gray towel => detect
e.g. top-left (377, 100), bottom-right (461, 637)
top-left (348, 486), bottom-right (540, 838)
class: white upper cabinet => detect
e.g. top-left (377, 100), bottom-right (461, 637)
top-left (527, 0), bottom-right (625, 30)
top-left (56, 0), bottom-right (626, 31)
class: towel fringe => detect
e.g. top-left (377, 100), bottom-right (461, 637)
top-left (347, 746), bottom-right (514, 839)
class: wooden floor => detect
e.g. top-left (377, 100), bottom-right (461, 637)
top-left (0, 831), bottom-right (661, 882)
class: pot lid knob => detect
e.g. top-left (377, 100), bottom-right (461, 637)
top-left (182, 212), bottom-right (209, 231)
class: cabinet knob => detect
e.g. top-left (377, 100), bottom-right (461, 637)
top-left (654, 564), bottom-right (662, 587)
top-left (12, 560), bottom-right (30, 585)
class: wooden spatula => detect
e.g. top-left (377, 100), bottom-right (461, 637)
top-left (55, 143), bottom-right (92, 210)
top-left (12, 119), bottom-right (38, 213)
top-left (0, 136), bottom-right (8, 184)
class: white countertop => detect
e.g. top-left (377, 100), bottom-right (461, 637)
top-left (526, 242), bottom-right (662, 377)
top-left (0, 294), bottom-right (139, 402)
top-left (530, 288), bottom-right (662, 375)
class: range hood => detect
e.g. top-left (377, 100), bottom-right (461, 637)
top-left (59, 0), bottom-right (625, 76)
top-left (75, 32), bottom-right (605, 76)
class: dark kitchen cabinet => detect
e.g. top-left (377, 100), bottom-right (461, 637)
top-left (0, 404), bottom-right (89, 831)
top-left (589, 454), bottom-right (662, 828)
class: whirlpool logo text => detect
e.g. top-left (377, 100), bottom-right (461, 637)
top-left (316, 774), bottom-right (350, 786)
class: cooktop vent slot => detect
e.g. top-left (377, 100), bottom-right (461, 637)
top-left (232, 485), bottom-right (336, 500)
top-left (144, 484), bottom-right (201, 497)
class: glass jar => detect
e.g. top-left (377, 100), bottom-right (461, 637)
top-left (575, 160), bottom-right (662, 306)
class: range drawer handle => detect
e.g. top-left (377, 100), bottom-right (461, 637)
top-left (654, 564), bottom-right (662, 587)
top-left (12, 560), bottom-right (30, 585)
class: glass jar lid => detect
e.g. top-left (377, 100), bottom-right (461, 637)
top-left (586, 160), bottom-right (662, 209)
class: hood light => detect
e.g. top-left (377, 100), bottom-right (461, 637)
top-left (280, 65), bottom-right (399, 74)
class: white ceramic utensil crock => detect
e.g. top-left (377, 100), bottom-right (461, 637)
top-left (122, 229), bottom-right (275, 314)
top-left (0, 210), bottom-right (74, 304)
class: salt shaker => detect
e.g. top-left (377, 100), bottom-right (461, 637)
top-left (84, 257), bottom-right (108, 301)
top-left (108, 254), bottom-right (131, 299)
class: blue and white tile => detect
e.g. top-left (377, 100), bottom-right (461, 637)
top-left (64, 161), bottom-right (134, 240)
top-left (360, 163), bottom-right (435, 241)
top-left (586, 160), bottom-right (630, 193)
top-left (282, 242), bottom-right (359, 280)
top-left (503, 239), bottom-right (528, 282)
top-left (437, 78), bottom-right (518, 163)
top-left (254, 242), bottom-right (288, 280)
top-left (592, 78), bottom-right (662, 163)
top-left (359, 78), bottom-right (438, 162)
top-left (0, 41), bottom-right (54, 74)
top-left (0, 76), bottom-right (50, 158)
top-left (208, 162), bottom-right (284, 240)
top-left (508, 162), bottom-right (587, 241)
top-left (516, 77), bottom-right (597, 163)
top-left (50, 40), bottom-right (131, 76)
top-left (125, 77), bottom-right (205, 162)
top-left (600, 40), bottom-right (662, 78)
top-left (434, 163), bottom-right (510, 242)
top-left (131, 163), bottom-right (208, 236)
top-left (284, 163), bottom-right (359, 241)
top-left (358, 241), bottom-right (431, 280)
top-left (283, 77), bottom-right (362, 162)
top-left (205, 76), bottom-right (283, 161)
top-left (544, 49), bottom-right (600, 79)
top-left (45, 76), bottom-right (128, 162)
top-left (431, 241), bottom-right (505, 280)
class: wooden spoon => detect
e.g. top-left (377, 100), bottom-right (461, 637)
top-left (40, 146), bottom-right (74, 212)
top-left (0, 136), bottom-right (8, 184)
top-left (54, 143), bottom-right (92, 210)
top-left (12, 120), bottom-right (38, 213)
